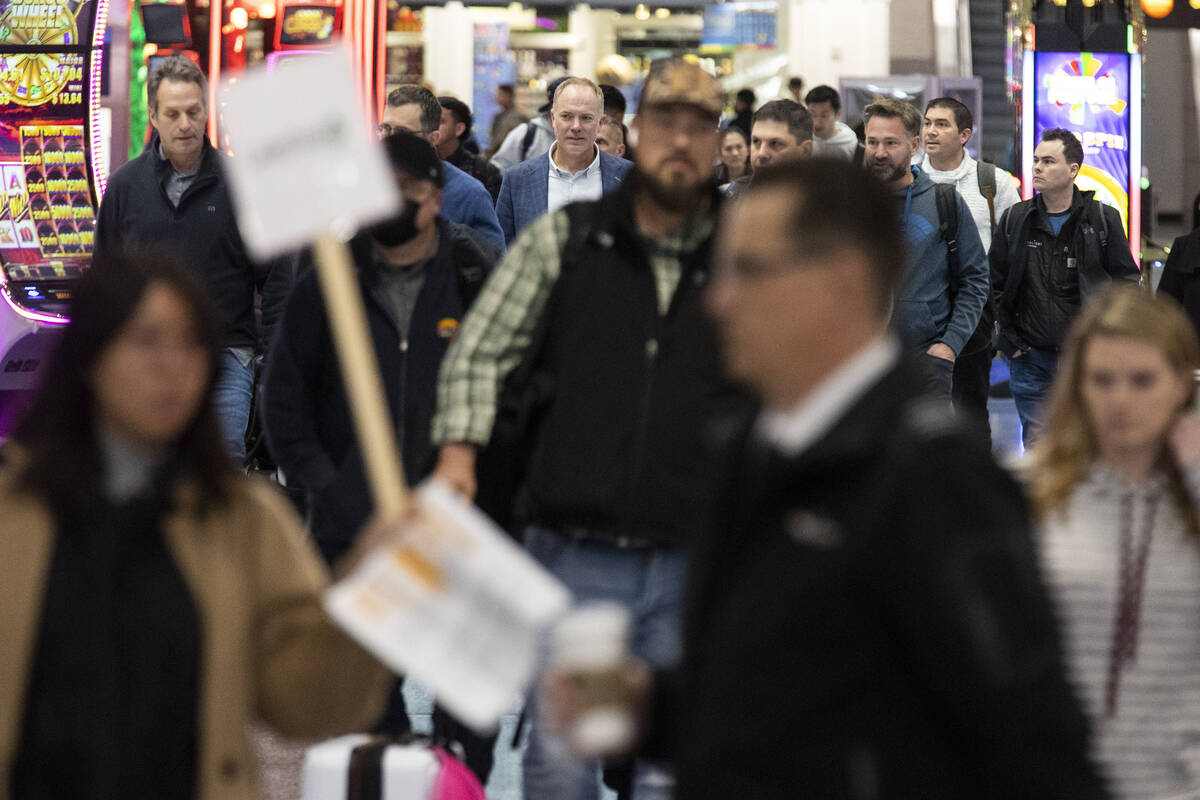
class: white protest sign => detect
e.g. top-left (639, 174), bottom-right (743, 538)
top-left (325, 481), bottom-right (573, 732)
top-left (218, 47), bottom-right (400, 259)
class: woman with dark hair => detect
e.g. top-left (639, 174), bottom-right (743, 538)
top-left (715, 126), bottom-right (750, 188)
top-left (0, 249), bottom-right (391, 800)
top-left (1030, 285), bottom-right (1200, 798)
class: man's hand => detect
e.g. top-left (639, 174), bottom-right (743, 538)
top-left (434, 442), bottom-right (478, 501)
top-left (544, 657), bottom-right (653, 759)
top-left (926, 343), bottom-right (956, 363)
top-left (1169, 412), bottom-right (1200, 470)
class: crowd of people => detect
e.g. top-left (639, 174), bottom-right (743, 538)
top-left (3, 51), bottom-right (1200, 800)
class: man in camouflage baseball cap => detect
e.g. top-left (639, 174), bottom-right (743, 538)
top-left (430, 58), bottom-right (743, 799)
top-left (637, 58), bottom-right (723, 117)
top-left (631, 59), bottom-right (724, 210)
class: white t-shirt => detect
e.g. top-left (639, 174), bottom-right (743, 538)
top-left (811, 121), bottom-right (859, 162)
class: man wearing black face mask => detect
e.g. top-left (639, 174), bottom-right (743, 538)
top-left (261, 134), bottom-right (493, 749)
top-left (262, 131), bottom-right (493, 566)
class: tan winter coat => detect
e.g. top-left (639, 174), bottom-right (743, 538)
top-left (0, 450), bottom-right (392, 800)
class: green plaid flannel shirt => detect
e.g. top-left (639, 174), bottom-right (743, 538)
top-left (431, 204), bottom-right (715, 446)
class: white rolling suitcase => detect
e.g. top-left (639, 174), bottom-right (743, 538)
top-left (300, 734), bottom-right (485, 800)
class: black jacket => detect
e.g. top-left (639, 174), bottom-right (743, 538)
top-left (95, 134), bottom-right (290, 350)
top-left (261, 219), bottom-right (492, 549)
top-left (645, 358), bottom-right (1107, 799)
top-left (1156, 227), bottom-right (1200, 339)
top-left (990, 188), bottom-right (1138, 354)
top-left (446, 146), bottom-right (502, 204)
top-left (522, 181), bottom-right (749, 545)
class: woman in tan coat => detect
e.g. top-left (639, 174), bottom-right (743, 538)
top-left (0, 250), bottom-right (392, 800)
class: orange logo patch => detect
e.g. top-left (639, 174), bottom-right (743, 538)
top-left (437, 318), bottom-right (460, 340)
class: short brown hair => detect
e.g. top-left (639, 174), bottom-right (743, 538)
top-left (753, 99), bottom-right (813, 143)
top-left (147, 55), bottom-right (207, 112)
top-left (386, 85), bottom-right (441, 134)
top-left (863, 97), bottom-right (922, 139)
top-left (925, 97), bottom-right (973, 133)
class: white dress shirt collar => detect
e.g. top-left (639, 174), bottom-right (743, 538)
top-left (756, 336), bottom-right (900, 458)
top-left (546, 143), bottom-right (604, 214)
top-left (548, 142), bottom-right (601, 177)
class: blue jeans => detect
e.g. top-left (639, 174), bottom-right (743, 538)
top-left (213, 347), bottom-right (255, 463)
top-left (1007, 347), bottom-right (1059, 448)
top-left (523, 526), bottom-right (687, 800)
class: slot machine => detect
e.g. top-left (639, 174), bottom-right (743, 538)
top-left (1014, 0), bottom-right (1146, 263)
top-left (0, 0), bottom-right (107, 433)
top-left (264, 1), bottom-right (340, 76)
top-left (204, 0), bottom-right (383, 145)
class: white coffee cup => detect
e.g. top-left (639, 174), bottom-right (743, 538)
top-left (551, 602), bottom-right (636, 756)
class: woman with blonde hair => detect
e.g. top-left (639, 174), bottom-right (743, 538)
top-left (1031, 284), bottom-right (1200, 798)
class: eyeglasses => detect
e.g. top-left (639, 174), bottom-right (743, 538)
top-left (376, 123), bottom-right (423, 139)
top-left (711, 252), bottom-right (827, 285)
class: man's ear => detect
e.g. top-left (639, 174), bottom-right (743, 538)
top-left (959, 127), bottom-right (972, 147)
top-left (455, 122), bottom-right (467, 141)
top-left (799, 140), bottom-right (813, 158)
top-left (427, 128), bottom-right (442, 147)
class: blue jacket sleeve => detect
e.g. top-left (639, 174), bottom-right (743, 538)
top-left (460, 181), bottom-right (506, 254)
top-left (496, 172), bottom-right (517, 248)
top-left (942, 193), bottom-right (990, 356)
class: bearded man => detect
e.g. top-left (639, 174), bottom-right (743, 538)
top-left (429, 59), bottom-right (748, 800)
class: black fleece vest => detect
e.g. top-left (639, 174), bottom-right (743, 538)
top-left (524, 189), bottom-right (745, 546)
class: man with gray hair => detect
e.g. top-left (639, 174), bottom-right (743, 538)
top-left (380, 85), bottom-right (504, 252)
top-left (95, 55), bottom-right (287, 463)
top-left (723, 99), bottom-right (812, 199)
top-left (494, 76), bottom-right (632, 246)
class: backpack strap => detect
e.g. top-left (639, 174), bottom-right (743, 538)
top-left (935, 182), bottom-right (960, 282)
top-left (562, 201), bottom-right (595, 263)
top-left (519, 120), bottom-right (539, 162)
top-left (977, 161), bottom-right (997, 234)
top-left (1085, 199), bottom-right (1109, 251)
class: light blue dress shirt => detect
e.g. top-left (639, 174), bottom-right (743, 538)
top-left (546, 143), bottom-right (603, 214)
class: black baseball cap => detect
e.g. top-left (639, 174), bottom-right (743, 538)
top-left (380, 131), bottom-right (444, 188)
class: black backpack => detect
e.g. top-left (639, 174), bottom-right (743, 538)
top-left (934, 182), bottom-right (994, 356)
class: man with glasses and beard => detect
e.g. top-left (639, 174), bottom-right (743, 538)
top-left (430, 59), bottom-right (748, 800)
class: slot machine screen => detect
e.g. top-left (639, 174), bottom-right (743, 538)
top-left (1031, 50), bottom-right (1135, 233)
top-left (278, 4), bottom-right (337, 48)
top-left (141, 1), bottom-right (191, 47)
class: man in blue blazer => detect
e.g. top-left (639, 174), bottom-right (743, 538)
top-left (495, 77), bottom-right (633, 247)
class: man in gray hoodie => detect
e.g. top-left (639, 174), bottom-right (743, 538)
top-left (863, 97), bottom-right (988, 399)
top-left (805, 85), bottom-right (860, 161)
